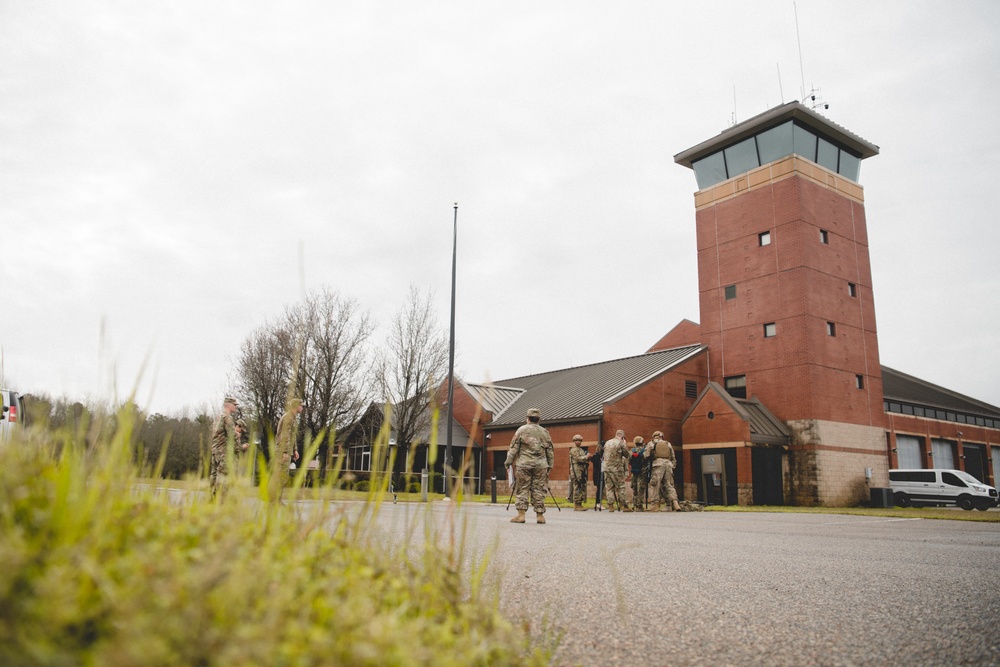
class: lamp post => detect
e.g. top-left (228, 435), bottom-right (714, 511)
top-left (445, 203), bottom-right (458, 497)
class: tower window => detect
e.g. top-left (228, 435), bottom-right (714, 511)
top-left (826, 322), bottom-right (836, 336)
top-left (856, 374), bottom-right (865, 389)
top-left (759, 231), bottom-right (771, 247)
top-left (820, 229), bottom-right (829, 244)
top-left (724, 285), bottom-right (737, 300)
top-left (724, 375), bottom-right (747, 399)
top-left (763, 322), bottom-right (776, 338)
top-left (848, 282), bottom-right (857, 297)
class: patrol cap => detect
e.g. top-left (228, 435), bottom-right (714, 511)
top-left (572, 434), bottom-right (583, 442)
top-left (633, 436), bottom-right (644, 444)
top-left (526, 408), bottom-right (541, 418)
top-left (652, 431), bottom-right (663, 438)
top-left (224, 396), bottom-right (238, 406)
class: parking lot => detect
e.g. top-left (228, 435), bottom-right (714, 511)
top-left (366, 502), bottom-right (1000, 666)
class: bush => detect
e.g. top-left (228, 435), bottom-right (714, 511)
top-left (354, 479), bottom-right (370, 493)
top-left (0, 414), bottom-right (549, 666)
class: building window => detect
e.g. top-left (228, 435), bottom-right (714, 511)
top-left (820, 229), bottom-right (829, 244)
top-left (764, 322), bottom-right (776, 338)
top-left (856, 374), bottom-right (864, 389)
top-left (759, 231), bottom-right (771, 247)
top-left (724, 375), bottom-right (747, 399)
top-left (848, 282), bottom-right (857, 297)
top-left (724, 285), bottom-right (737, 300)
top-left (685, 380), bottom-right (698, 398)
top-left (826, 321), bottom-right (836, 336)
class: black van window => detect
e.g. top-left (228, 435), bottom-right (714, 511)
top-left (890, 471), bottom-right (934, 483)
top-left (941, 472), bottom-right (966, 488)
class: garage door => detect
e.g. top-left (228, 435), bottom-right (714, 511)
top-left (895, 435), bottom-right (922, 469)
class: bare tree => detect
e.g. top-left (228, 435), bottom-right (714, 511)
top-left (232, 288), bottom-right (374, 469)
top-left (374, 285), bottom-right (450, 470)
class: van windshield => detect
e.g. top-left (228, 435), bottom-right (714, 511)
top-left (955, 470), bottom-right (985, 486)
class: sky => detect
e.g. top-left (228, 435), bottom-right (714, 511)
top-left (2, 1), bottom-right (999, 416)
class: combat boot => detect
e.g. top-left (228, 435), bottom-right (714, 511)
top-left (650, 502), bottom-right (661, 512)
top-left (672, 500), bottom-right (682, 512)
top-left (574, 503), bottom-right (588, 511)
top-left (536, 512), bottom-right (546, 524)
top-left (622, 505), bottom-right (634, 512)
top-left (510, 509), bottom-right (526, 523)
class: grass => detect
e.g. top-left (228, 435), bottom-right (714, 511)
top-left (0, 411), bottom-right (551, 667)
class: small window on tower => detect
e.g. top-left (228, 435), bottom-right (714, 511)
top-left (820, 229), bottom-right (829, 244)
top-left (764, 322), bottom-right (776, 338)
top-left (724, 375), bottom-right (747, 399)
top-left (724, 285), bottom-right (737, 300)
top-left (759, 231), bottom-right (771, 247)
top-left (856, 375), bottom-right (865, 389)
top-left (826, 322), bottom-right (836, 336)
top-left (848, 282), bottom-right (857, 297)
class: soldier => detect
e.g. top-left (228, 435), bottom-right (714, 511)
top-left (630, 436), bottom-right (648, 511)
top-left (233, 417), bottom-right (251, 477)
top-left (210, 397), bottom-right (239, 499)
top-left (504, 408), bottom-right (555, 524)
top-left (644, 430), bottom-right (682, 512)
top-left (569, 434), bottom-right (591, 511)
top-left (269, 397), bottom-right (302, 502)
top-left (602, 429), bottom-right (632, 512)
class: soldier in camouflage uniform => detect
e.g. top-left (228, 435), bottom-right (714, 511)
top-left (629, 436), bottom-right (649, 511)
top-left (233, 417), bottom-right (251, 477)
top-left (602, 430), bottom-right (632, 512)
top-left (504, 408), bottom-right (555, 524)
top-left (644, 430), bottom-right (681, 511)
top-left (269, 397), bottom-right (302, 502)
top-left (210, 397), bottom-right (239, 499)
top-left (569, 434), bottom-right (591, 511)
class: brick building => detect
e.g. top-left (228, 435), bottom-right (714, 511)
top-left (466, 101), bottom-right (1000, 507)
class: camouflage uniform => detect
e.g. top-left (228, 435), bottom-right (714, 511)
top-left (210, 398), bottom-right (238, 498)
top-left (504, 409), bottom-right (554, 522)
top-left (629, 437), bottom-right (648, 511)
top-left (602, 432), bottom-right (631, 512)
top-left (269, 399), bottom-right (301, 502)
top-left (569, 436), bottom-right (590, 509)
top-left (645, 432), bottom-right (679, 511)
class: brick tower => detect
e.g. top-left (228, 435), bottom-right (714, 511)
top-left (675, 102), bottom-right (886, 505)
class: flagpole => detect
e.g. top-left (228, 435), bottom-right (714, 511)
top-left (445, 203), bottom-right (457, 497)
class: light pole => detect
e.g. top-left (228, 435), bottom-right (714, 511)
top-left (445, 203), bottom-right (458, 497)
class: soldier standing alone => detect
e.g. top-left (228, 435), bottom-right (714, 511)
top-left (504, 408), bottom-right (555, 524)
top-left (210, 397), bottom-right (239, 499)
top-left (569, 435), bottom-right (591, 511)
top-left (269, 397), bottom-right (302, 502)
top-left (602, 430), bottom-right (632, 512)
top-left (644, 430), bottom-right (682, 512)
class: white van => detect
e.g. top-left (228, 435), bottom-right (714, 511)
top-left (1, 389), bottom-right (25, 441)
top-left (889, 468), bottom-right (998, 511)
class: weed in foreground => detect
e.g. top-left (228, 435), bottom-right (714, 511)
top-left (0, 409), bottom-right (550, 667)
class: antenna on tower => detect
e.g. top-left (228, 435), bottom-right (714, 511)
top-left (794, 2), bottom-right (831, 111)
top-left (777, 62), bottom-right (785, 104)
top-left (806, 86), bottom-right (829, 110)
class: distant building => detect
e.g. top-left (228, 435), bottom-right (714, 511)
top-left (467, 101), bottom-right (1000, 507)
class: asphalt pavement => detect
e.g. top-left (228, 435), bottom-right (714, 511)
top-left (363, 501), bottom-right (1000, 667)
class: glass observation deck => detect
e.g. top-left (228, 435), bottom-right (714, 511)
top-left (674, 101), bottom-right (879, 191)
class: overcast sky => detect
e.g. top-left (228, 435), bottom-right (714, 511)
top-left (2, 1), bottom-right (999, 416)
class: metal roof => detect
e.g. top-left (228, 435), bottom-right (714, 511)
top-left (674, 100), bottom-right (879, 169)
top-left (486, 345), bottom-right (706, 427)
top-left (683, 382), bottom-right (791, 446)
top-left (462, 380), bottom-right (524, 416)
top-left (882, 366), bottom-right (1000, 418)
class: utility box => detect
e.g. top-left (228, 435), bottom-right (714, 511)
top-left (870, 487), bottom-right (893, 508)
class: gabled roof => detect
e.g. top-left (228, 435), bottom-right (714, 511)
top-left (882, 366), bottom-right (1000, 418)
top-left (462, 380), bottom-right (524, 416)
top-left (684, 382), bottom-right (791, 446)
top-left (486, 344), bottom-right (706, 427)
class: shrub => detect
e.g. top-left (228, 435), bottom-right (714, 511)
top-left (354, 479), bottom-right (370, 493)
top-left (0, 412), bottom-right (549, 666)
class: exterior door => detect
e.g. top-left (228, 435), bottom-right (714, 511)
top-left (752, 447), bottom-right (784, 505)
top-left (962, 444), bottom-right (986, 484)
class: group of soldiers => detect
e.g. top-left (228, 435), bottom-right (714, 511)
top-left (209, 396), bottom-right (302, 501)
top-left (505, 408), bottom-right (682, 524)
top-left (569, 429), bottom-right (681, 513)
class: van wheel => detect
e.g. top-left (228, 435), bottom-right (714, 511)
top-left (958, 496), bottom-right (975, 511)
top-left (893, 492), bottom-right (910, 508)
top-left (975, 500), bottom-right (991, 511)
